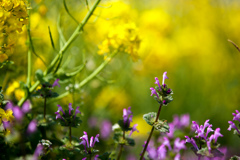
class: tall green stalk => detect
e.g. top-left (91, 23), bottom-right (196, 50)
top-left (47, 50), bottom-right (118, 104)
top-left (18, 0), bottom-right (102, 106)
top-left (140, 104), bottom-right (163, 160)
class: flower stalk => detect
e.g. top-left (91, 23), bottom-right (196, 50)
top-left (140, 104), bottom-right (163, 160)
top-left (17, 0), bottom-right (102, 107)
top-left (117, 131), bottom-right (126, 160)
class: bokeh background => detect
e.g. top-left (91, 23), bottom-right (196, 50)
top-left (1, 0), bottom-right (240, 158)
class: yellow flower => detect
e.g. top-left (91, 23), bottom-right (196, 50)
top-left (0, 108), bottom-right (14, 124)
top-left (0, 53), bottom-right (8, 63)
top-left (6, 81), bottom-right (25, 101)
top-left (98, 23), bottom-right (141, 61)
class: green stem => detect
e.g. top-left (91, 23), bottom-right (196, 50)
top-left (44, 97), bottom-right (47, 121)
top-left (17, 0), bottom-right (101, 106)
top-left (26, 1), bottom-right (32, 88)
top-left (117, 131), bottom-right (125, 160)
top-left (140, 104), bottom-right (163, 160)
top-left (47, 50), bottom-right (118, 104)
top-left (69, 126), bottom-right (72, 144)
top-left (44, 0), bottom-right (101, 76)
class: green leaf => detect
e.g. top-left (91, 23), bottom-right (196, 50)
top-left (118, 120), bottom-right (132, 131)
top-left (153, 120), bottom-right (170, 133)
top-left (98, 152), bottom-right (111, 160)
top-left (35, 69), bottom-right (44, 82)
top-left (126, 137), bottom-right (135, 146)
top-left (229, 155), bottom-right (240, 160)
top-left (143, 112), bottom-right (156, 126)
top-left (197, 147), bottom-right (224, 158)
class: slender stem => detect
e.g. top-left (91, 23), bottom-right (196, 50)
top-left (117, 131), bottom-right (125, 160)
top-left (27, 0), bottom-right (32, 88)
top-left (69, 126), bottom-right (72, 144)
top-left (140, 104), bottom-right (163, 160)
top-left (47, 50), bottom-right (118, 104)
top-left (43, 97), bottom-right (47, 120)
top-left (44, 0), bottom-right (101, 76)
top-left (17, 0), bottom-right (102, 107)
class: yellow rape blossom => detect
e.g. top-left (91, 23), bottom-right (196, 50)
top-left (98, 23), bottom-right (140, 61)
top-left (6, 81), bottom-right (25, 101)
top-left (0, 108), bottom-right (14, 124)
top-left (0, 0), bottom-right (28, 61)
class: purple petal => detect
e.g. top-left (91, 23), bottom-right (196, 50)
top-left (68, 103), bottom-right (74, 115)
top-left (89, 136), bottom-right (94, 148)
top-left (150, 87), bottom-right (159, 99)
top-left (27, 119), bottom-right (38, 134)
top-left (154, 77), bottom-right (161, 90)
top-left (33, 144), bottom-right (44, 160)
top-left (100, 120), bottom-right (112, 139)
top-left (129, 124), bottom-right (139, 136)
top-left (174, 138), bottom-right (186, 152)
top-left (57, 105), bottom-right (65, 115)
top-left (213, 128), bottom-right (223, 142)
top-left (162, 137), bottom-right (172, 150)
top-left (52, 79), bottom-right (60, 87)
top-left (22, 100), bottom-right (31, 113)
top-left (162, 72), bottom-right (169, 85)
top-left (74, 106), bottom-right (81, 119)
top-left (13, 107), bottom-right (24, 121)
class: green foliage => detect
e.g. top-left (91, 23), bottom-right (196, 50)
top-left (143, 112), bottom-right (170, 133)
top-left (118, 120), bottom-right (132, 132)
top-left (98, 152), bottom-right (112, 160)
top-left (196, 147), bottom-right (224, 158)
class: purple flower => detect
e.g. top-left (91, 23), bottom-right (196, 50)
top-left (22, 100), bottom-right (31, 113)
top-left (27, 119), bottom-right (38, 134)
top-left (68, 103), bottom-right (74, 115)
top-left (55, 111), bottom-right (64, 120)
top-left (174, 138), bottom-right (186, 152)
top-left (228, 121), bottom-right (240, 134)
top-left (129, 124), bottom-right (139, 136)
top-left (123, 107), bottom-right (133, 126)
top-left (7, 101), bottom-right (31, 122)
top-left (74, 106), bottom-right (81, 119)
top-left (57, 105), bottom-right (65, 115)
top-left (185, 136), bottom-right (199, 150)
top-left (100, 120), bottom-right (112, 139)
top-left (150, 87), bottom-right (159, 98)
top-left (162, 72), bottom-right (169, 85)
top-left (157, 145), bottom-right (167, 160)
top-left (154, 77), bottom-right (161, 90)
top-left (52, 79), bottom-right (60, 87)
top-left (211, 128), bottom-right (223, 143)
top-left (12, 107), bottom-right (24, 121)
top-left (33, 144), bottom-right (44, 160)
top-left (79, 131), bottom-right (100, 153)
top-left (232, 110), bottom-right (240, 122)
top-left (161, 137), bottom-right (172, 150)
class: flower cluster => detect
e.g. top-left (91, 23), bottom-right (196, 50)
top-left (143, 137), bottom-right (186, 160)
top-left (185, 120), bottom-right (224, 158)
top-left (4, 100), bottom-right (38, 135)
top-left (117, 107), bottom-right (139, 136)
top-left (0, 0), bottom-right (28, 62)
top-left (35, 79), bottom-right (60, 98)
top-left (55, 103), bottom-right (81, 127)
top-left (0, 106), bottom-right (14, 135)
top-left (167, 114), bottom-right (190, 138)
top-left (79, 131), bottom-right (99, 159)
top-left (98, 23), bottom-right (141, 61)
top-left (150, 72), bottom-right (173, 105)
top-left (142, 114), bottom-right (189, 160)
top-left (228, 110), bottom-right (240, 136)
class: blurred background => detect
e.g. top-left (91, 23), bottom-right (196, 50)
top-left (1, 0), bottom-right (240, 159)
